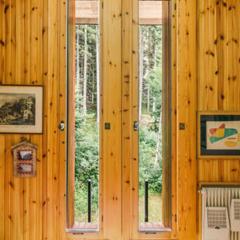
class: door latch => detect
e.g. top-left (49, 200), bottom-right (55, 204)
top-left (133, 121), bottom-right (139, 131)
top-left (58, 121), bottom-right (65, 131)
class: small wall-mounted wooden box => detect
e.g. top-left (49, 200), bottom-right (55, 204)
top-left (11, 141), bottom-right (37, 177)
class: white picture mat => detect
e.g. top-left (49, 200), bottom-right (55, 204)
top-left (206, 121), bottom-right (240, 150)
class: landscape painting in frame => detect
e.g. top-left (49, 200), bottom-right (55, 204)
top-left (199, 113), bottom-right (240, 157)
top-left (0, 86), bottom-right (43, 133)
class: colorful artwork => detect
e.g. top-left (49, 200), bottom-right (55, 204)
top-left (199, 113), bottom-right (240, 157)
top-left (207, 121), bottom-right (240, 150)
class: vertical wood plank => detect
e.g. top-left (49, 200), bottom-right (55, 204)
top-left (42, 0), bottom-right (48, 239)
top-left (15, 0), bottom-right (24, 83)
top-left (176, 0), bottom-right (197, 239)
top-left (5, 136), bottom-right (14, 240)
top-left (0, 1), bottom-right (6, 239)
top-left (0, 0), bottom-right (5, 84)
top-left (121, 0), bottom-right (132, 240)
top-left (171, 0), bottom-right (177, 236)
top-left (34, 1), bottom-right (43, 239)
top-left (66, 0), bottom-right (76, 229)
top-left (24, 0), bottom-right (30, 85)
top-left (131, 0), bottom-right (139, 237)
top-left (59, 0), bottom-right (67, 238)
top-left (0, 136), bottom-right (5, 238)
top-left (102, 0), bottom-right (122, 240)
top-left (45, 0), bottom-right (60, 239)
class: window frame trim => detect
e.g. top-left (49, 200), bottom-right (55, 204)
top-left (128, 0), bottom-right (177, 238)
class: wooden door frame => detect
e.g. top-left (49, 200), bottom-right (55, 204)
top-left (65, 0), bottom-right (197, 239)
top-left (121, 0), bottom-right (178, 239)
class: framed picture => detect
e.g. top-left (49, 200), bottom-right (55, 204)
top-left (0, 85), bottom-right (43, 133)
top-left (198, 112), bottom-right (240, 158)
top-left (18, 150), bottom-right (33, 160)
top-left (12, 141), bottom-right (37, 177)
top-left (17, 163), bottom-right (33, 174)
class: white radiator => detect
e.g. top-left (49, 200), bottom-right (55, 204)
top-left (231, 199), bottom-right (240, 232)
top-left (201, 187), bottom-right (240, 240)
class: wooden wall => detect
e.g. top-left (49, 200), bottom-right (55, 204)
top-left (197, 0), bottom-right (240, 238)
top-left (0, 0), bottom-right (67, 239)
top-left (0, 0), bottom-right (239, 239)
top-left (198, 0), bottom-right (240, 183)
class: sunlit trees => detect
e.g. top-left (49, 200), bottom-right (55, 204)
top-left (74, 24), bottom-right (163, 222)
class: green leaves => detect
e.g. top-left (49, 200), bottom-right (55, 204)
top-left (73, 24), bottom-right (164, 222)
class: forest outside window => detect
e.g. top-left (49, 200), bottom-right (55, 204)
top-left (137, 0), bottom-right (172, 232)
top-left (67, 0), bottom-right (173, 234)
top-left (67, 0), bottom-right (100, 231)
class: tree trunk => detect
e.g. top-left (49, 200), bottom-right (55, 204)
top-left (155, 110), bottom-right (162, 166)
top-left (92, 64), bottom-right (95, 104)
top-left (83, 25), bottom-right (88, 116)
top-left (146, 27), bottom-right (152, 113)
top-left (147, 86), bottom-right (150, 113)
top-left (139, 27), bottom-right (144, 119)
top-left (76, 26), bottom-right (80, 109)
top-left (96, 26), bottom-right (100, 124)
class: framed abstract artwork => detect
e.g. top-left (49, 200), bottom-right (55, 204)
top-left (198, 112), bottom-right (240, 158)
top-left (0, 85), bottom-right (43, 133)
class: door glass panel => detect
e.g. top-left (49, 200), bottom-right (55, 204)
top-left (138, 0), bottom-right (171, 231)
top-left (74, 0), bottom-right (100, 230)
top-left (68, 0), bottom-right (172, 233)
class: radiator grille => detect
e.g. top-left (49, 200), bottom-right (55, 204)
top-left (234, 201), bottom-right (240, 220)
top-left (202, 187), bottom-right (240, 240)
top-left (207, 208), bottom-right (227, 228)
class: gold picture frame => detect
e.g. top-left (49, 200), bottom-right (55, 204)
top-left (0, 85), bottom-right (43, 133)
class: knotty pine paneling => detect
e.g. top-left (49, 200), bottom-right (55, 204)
top-left (1, 0), bottom-right (240, 239)
top-left (101, 0), bottom-right (122, 240)
top-left (0, 0), bottom-right (67, 239)
top-left (197, 1), bottom-right (240, 238)
top-left (198, 0), bottom-right (240, 183)
top-left (176, 0), bottom-right (197, 238)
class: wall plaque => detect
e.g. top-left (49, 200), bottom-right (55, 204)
top-left (11, 141), bottom-right (37, 177)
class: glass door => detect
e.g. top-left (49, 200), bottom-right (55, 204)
top-left (67, 1), bottom-right (174, 239)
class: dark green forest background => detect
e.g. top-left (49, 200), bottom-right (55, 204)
top-left (74, 24), bottom-right (163, 223)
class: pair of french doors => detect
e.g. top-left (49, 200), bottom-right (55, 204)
top-left (67, 1), bottom-right (173, 240)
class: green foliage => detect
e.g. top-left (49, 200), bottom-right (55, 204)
top-left (139, 124), bottom-right (162, 194)
top-left (146, 67), bottom-right (162, 131)
top-left (74, 24), bottom-right (164, 222)
top-left (75, 112), bottom-right (99, 184)
top-left (74, 110), bottom-right (99, 222)
top-left (139, 25), bottom-right (163, 195)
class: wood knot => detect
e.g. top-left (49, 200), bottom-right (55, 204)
top-left (4, 4), bottom-right (9, 13)
top-left (9, 181), bottom-right (14, 189)
top-left (206, 50), bottom-right (215, 57)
